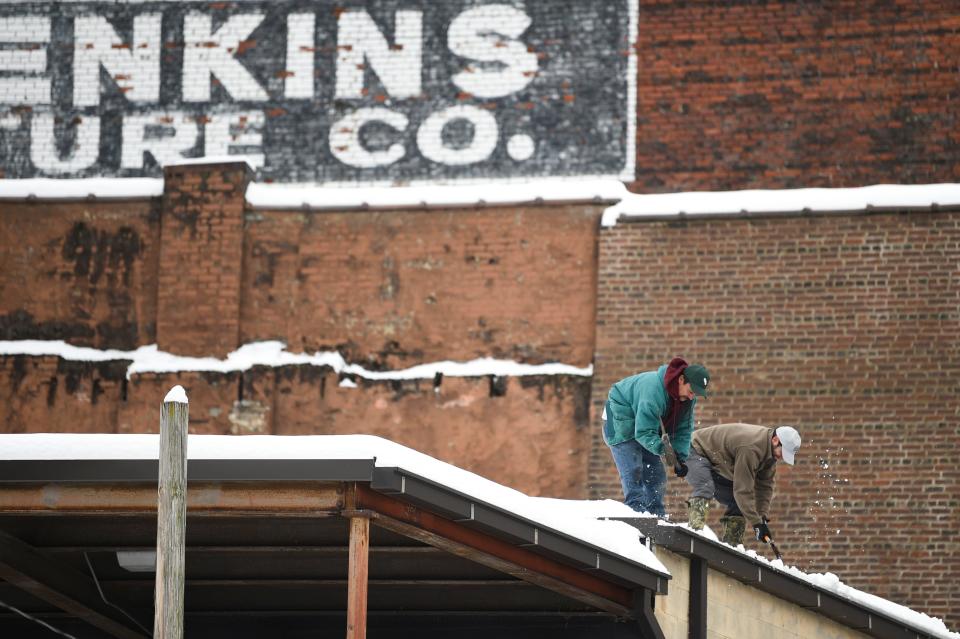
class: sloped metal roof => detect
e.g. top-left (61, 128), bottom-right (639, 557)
top-left (0, 453), bottom-right (668, 639)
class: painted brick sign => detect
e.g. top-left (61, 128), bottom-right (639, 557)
top-left (0, 1), bottom-right (637, 183)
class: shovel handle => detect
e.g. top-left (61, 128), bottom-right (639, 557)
top-left (769, 540), bottom-right (783, 561)
top-left (762, 535), bottom-right (783, 561)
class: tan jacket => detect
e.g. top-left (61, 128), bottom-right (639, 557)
top-left (691, 423), bottom-right (777, 525)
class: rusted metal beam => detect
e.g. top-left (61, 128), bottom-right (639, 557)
top-left (0, 530), bottom-right (149, 639)
top-left (354, 484), bottom-right (634, 616)
top-left (0, 482), bottom-right (343, 515)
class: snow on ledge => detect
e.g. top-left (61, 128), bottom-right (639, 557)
top-left (0, 433), bottom-right (666, 576)
top-left (0, 340), bottom-right (592, 381)
top-left (661, 521), bottom-right (960, 639)
top-left (245, 177), bottom-right (627, 210)
top-left (0, 178), bottom-right (163, 200)
top-left (601, 182), bottom-right (960, 226)
top-left (2, 173), bottom-right (957, 225)
top-left (162, 154), bottom-right (259, 168)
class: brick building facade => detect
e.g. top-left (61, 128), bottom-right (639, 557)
top-left (2, 0), bottom-right (959, 629)
top-left (590, 209), bottom-right (960, 624)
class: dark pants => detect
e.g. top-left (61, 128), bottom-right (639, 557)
top-left (685, 452), bottom-right (743, 517)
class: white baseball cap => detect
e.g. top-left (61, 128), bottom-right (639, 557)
top-left (775, 426), bottom-right (801, 465)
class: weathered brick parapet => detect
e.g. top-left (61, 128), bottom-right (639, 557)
top-left (156, 161), bottom-right (252, 357)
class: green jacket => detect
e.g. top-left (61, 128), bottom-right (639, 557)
top-left (603, 364), bottom-right (696, 459)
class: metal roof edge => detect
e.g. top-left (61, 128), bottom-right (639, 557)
top-left (0, 458), bottom-right (376, 483)
top-left (609, 203), bottom-right (960, 224)
top-left (370, 466), bottom-right (670, 594)
top-left (247, 197), bottom-right (620, 213)
top-left (614, 518), bottom-right (941, 639)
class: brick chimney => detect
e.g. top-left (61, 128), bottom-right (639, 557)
top-left (156, 161), bottom-right (253, 357)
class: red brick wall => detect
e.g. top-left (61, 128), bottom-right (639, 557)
top-left (157, 163), bottom-right (252, 356)
top-left (0, 356), bottom-right (592, 498)
top-left (635, 0), bottom-right (960, 191)
top-left (0, 165), bottom-right (602, 499)
top-left (241, 205), bottom-right (599, 366)
top-left (0, 199), bottom-right (159, 349)
top-left (2, 172), bottom-right (959, 623)
top-left (590, 210), bottom-right (960, 625)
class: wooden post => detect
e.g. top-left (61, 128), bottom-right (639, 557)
top-left (346, 515), bottom-right (370, 639)
top-left (345, 484), bottom-right (370, 639)
top-left (154, 385), bottom-right (189, 639)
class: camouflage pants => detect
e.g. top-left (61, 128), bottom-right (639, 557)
top-left (684, 452), bottom-right (743, 517)
top-left (685, 452), bottom-right (747, 546)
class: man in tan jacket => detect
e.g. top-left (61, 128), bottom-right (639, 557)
top-left (684, 423), bottom-right (801, 546)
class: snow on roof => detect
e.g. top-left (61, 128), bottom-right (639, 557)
top-left (0, 177), bottom-right (163, 200)
top-left (3, 430), bottom-right (955, 636)
top-left (601, 182), bottom-right (960, 226)
top-left (0, 433), bottom-right (666, 576)
top-left (245, 178), bottom-right (626, 210)
top-left (162, 155), bottom-right (260, 169)
top-left (0, 340), bottom-right (591, 380)
top-left (664, 521), bottom-right (960, 639)
top-left (2, 172), bottom-right (957, 223)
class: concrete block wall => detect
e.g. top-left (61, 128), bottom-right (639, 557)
top-left (591, 210), bottom-right (960, 626)
top-left (653, 547), bottom-right (871, 639)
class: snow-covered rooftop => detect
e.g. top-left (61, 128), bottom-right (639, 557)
top-left (601, 182), bottom-right (960, 226)
top-left (2, 172), bottom-right (958, 225)
top-left (662, 521), bottom-right (959, 639)
top-left (0, 177), bottom-right (164, 200)
top-left (245, 178), bottom-right (625, 210)
top-left (0, 432), bottom-right (663, 576)
top-left (1, 430), bottom-right (955, 637)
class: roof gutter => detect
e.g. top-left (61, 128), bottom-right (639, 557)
top-left (371, 467), bottom-right (670, 595)
top-left (620, 519), bottom-right (942, 639)
top-left (0, 458), bottom-right (670, 597)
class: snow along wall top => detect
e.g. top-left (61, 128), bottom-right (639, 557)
top-left (0, 0), bottom-right (637, 183)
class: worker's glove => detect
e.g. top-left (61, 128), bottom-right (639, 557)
top-left (674, 461), bottom-right (689, 478)
top-left (754, 522), bottom-right (773, 543)
top-left (660, 434), bottom-right (678, 467)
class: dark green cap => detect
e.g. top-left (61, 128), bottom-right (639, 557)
top-left (684, 364), bottom-right (710, 397)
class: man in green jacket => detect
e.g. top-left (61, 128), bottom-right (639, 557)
top-left (602, 358), bottom-right (710, 517)
top-left (685, 423), bottom-right (801, 546)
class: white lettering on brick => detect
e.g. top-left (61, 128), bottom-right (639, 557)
top-left (0, 17), bottom-right (52, 105)
top-left (284, 12), bottom-right (315, 99)
top-left (30, 114), bottom-right (100, 173)
top-left (329, 107), bottom-right (407, 168)
top-left (448, 5), bottom-right (538, 98)
top-left (183, 13), bottom-right (268, 102)
top-left (205, 110), bottom-right (265, 168)
top-left (417, 105), bottom-right (497, 166)
top-left (73, 14), bottom-right (162, 107)
top-left (121, 111), bottom-right (198, 168)
top-left (335, 10), bottom-right (422, 99)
